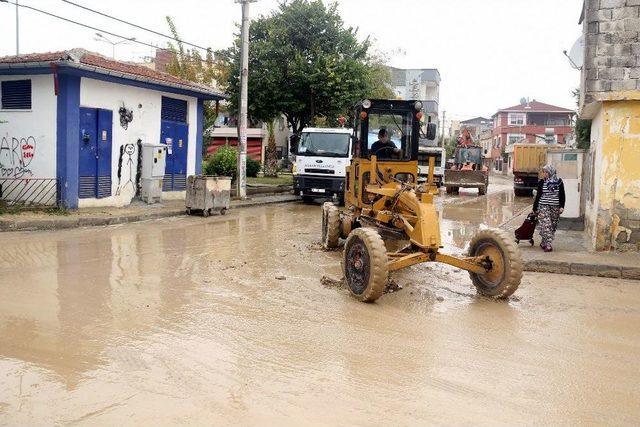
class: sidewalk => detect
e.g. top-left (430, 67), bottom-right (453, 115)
top-left (503, 213), bottom-right (640, 281)
top-left (0, 193), bottom-right (299, 232)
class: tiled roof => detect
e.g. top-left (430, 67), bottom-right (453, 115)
top-left (498, 100), bottom-right (574, 113)
top-left (0, 51), bottom-right (70, 63)
top-left (0, 49), bottom-right (224, 98)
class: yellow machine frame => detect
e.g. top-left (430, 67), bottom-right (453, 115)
top-left (344, 154), bottom-right (489, 275)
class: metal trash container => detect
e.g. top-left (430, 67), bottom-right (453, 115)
top-left (185, 175), bottom-right (231, 217)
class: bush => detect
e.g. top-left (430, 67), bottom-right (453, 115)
top-left (247, 158), bottom-right (261, 177)
top-left (205, 145), bottom-right (237, 179)
top-left (203, 145), bottom-right (261, 179)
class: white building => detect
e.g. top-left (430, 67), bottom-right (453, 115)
top-left (0, 49), bottom-right (224, 208)
top-left (388, 67), bottom-right (440, 121)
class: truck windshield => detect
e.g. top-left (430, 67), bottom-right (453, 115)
top-left (298, 133), bottom-right (350, 157)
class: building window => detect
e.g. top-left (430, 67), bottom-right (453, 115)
top-left (161, 96), bottom-right (188, 123)
top-left (507, 133), bottom-right (526, 145)
top-left (508, 113), bottom-right (526, 126)
top-left (1, 79), bottom-right (32, 110)
top-left (545, 118), bottom-right (568, 126)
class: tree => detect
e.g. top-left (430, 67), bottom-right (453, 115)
top-left (164, 17), bottom-right (221, 143)
top-left (264, 122), bottom-right (278, 177)
top-left (221, 0), bottom-right (391, 136)
top-left (571, 87), bottom-right (591, 149)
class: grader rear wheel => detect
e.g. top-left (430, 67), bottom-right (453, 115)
top-left (467, 228), bottom-right (522, 299)
top-left (322, 202), bottom-right (340, 249)
top-left (342, 228), bottom-right (388, 303)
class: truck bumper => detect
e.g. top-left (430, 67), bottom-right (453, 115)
top-left (293, 175), bottom-right (344, 197)
top-left (514, 175), bottom-right (539, 190)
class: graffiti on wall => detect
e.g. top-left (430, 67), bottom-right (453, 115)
top-left (119, 107), bottom-right (133, 130)
top-left (116, 142), bottom-right (137, 195)
top-left (0, 133), bottom-right (36, 178)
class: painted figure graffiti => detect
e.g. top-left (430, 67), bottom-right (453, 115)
top-left (0, 134), bottom-right (36, 178)
top-left (116, 142), bottom-right (137, 195)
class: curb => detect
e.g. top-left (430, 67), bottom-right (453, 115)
top-left (524, 259), bottom-right (640, 281)
top-left (0, 195), bottom-right (299, 232)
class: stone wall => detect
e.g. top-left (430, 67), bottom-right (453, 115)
top-left (581, 0), bottom-right (640, 111)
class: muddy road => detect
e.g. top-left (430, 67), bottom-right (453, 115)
top-left (1, 183), bottom-right (639, 425)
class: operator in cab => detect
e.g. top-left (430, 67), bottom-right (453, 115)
top-left (370, 128), bottom-right (400, 159)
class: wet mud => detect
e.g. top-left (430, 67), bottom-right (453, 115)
top-left (1, 183), bottom-right (639, 425)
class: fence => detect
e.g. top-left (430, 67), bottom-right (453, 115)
top-left (0, 178), bottom-right (57, 207)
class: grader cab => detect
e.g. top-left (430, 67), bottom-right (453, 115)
top-left (321, 99), bottom-right (522, 302)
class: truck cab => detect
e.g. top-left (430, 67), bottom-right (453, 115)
top-left (417, 143), bottom-right (445, 187)
top-left (292, 127), bottom-right (352, 203)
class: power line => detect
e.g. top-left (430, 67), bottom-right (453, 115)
top-left (1, 0), bottom-right (173, 53)
top-left (59, 0), bottom-right (212, 52)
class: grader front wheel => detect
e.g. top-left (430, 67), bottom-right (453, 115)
top-left (322, 202), bottom-right (340, 249)
top-left (342, 228), bottom-right (388, 303)
top-left (467, 228), bottom-right (522, 299)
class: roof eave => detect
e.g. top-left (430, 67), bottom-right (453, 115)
top-left (0, 60), bottom-right (227, 100)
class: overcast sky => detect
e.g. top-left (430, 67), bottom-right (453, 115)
top-left (0, 0), bottom-right (583, 126)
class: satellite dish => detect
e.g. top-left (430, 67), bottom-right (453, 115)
top-left (565, 35), bottom-right (584, 70)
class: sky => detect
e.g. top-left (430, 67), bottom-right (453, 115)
top-left (0, 0), bottom-right (583, 128)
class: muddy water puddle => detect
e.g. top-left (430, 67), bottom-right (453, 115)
top-left (0, 198), bottom-right (639, 425)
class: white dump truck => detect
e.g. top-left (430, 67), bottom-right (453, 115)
top-left (292, 127), bottom-right (352, 204)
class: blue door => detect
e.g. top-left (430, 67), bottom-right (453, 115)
top-left (79, 108), bottom-right (113, 199)
top-left (160, 96), bottom-right (189, 191)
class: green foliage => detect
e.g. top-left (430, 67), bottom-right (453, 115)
top-left (247, 158), bottom-right (261, 178)
top-left (203, 146), bottom-right (260, 178)
top-left (205, 145), bottom-right (237, 179)
top-left (576, 119), bottom-right (591, 149)
top-left (164, 17), bottom-right (219, 142)
top-left (444, 137), bottom-right (457, 159)
top-left (221, 0), bottom-right (391, 133)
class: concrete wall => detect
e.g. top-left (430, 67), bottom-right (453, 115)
top-left (580, 0), bottom-right (640, 250)
top-left (79, 77), bottom-right (197, 207)
top-left (580, 0), bottom-right (640, 113)
top-left (0, 75), bottom-right (57, 179)
top-left (0, 75), bottom-right (58, 204)
top-left (586, 101), bottom-right (640, 250)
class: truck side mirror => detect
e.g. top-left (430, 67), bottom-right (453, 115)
top-left (426, 123), bottom-right (437, 140)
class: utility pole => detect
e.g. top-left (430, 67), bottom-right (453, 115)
top-left (235, 0), bottom-right (255, 199)
top-left (15, 0), bottom-right (19, 55)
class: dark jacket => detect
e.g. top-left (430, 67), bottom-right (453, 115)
top-left (533, 178), bottom-right (566, 211)
top-left (370, 140), bottom-right (397, 158)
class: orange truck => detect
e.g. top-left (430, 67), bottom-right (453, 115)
top-left (506, 143), bottom-right (548, 197)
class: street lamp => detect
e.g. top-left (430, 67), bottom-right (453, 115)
top-left (94, 32), bottom-right (136, 58)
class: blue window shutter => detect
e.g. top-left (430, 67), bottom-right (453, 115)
top-left (161, 96), bottom-right (188, 122)
top-left (1, 79), bottom-right (32, 110)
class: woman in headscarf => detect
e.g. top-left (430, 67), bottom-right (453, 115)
top-left (533, 164), bottom-right (566, 252)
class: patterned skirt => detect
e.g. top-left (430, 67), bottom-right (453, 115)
top-left (537, 205), bottom-right (561, 246)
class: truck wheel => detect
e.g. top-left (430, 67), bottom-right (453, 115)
top-left (478, 186), bottom-right (487, 196)
top-left (343, 228), bottom-right (388, 303)
top-left (446, 186), bottom-right (459, 194)
top-left (467, 228), bottom-right (522, 299)
top-left (322, 202), bottom-right (341, 249)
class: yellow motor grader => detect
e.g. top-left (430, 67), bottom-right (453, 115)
top-left (322, 99), bottom-right (522, 302)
